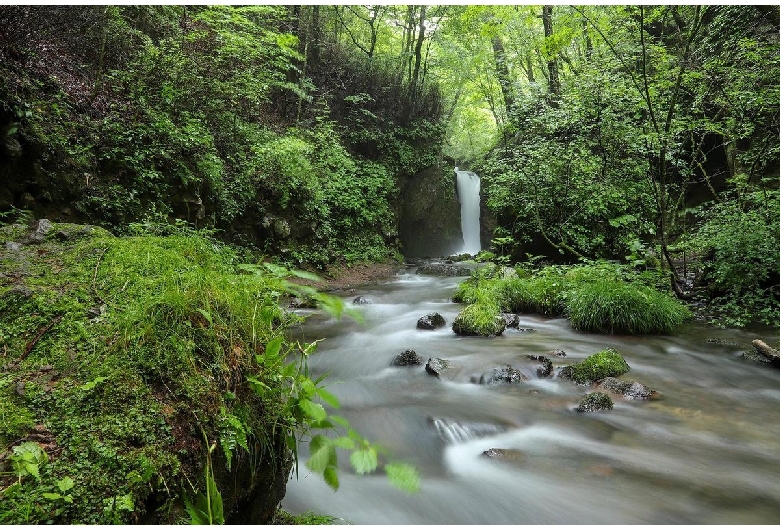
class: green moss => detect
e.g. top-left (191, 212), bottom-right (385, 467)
top-left (452, 303), bottom-right (506, 337)
top-left (560, 348), bottom-right (630, 385)
top-left (566, 280), bottom-right (692, 334)
top-left (0, 223), bottom-right (297, 524)
top-left (272, 509), bottom-right (339, 525)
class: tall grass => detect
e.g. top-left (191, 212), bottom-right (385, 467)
top-left (566, 280), bottom-right (692, 334)
top-left (451, 262), bottom-right (692, 335)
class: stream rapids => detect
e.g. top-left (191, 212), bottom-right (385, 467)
top-left (282, 268), bottom-right (780, 524)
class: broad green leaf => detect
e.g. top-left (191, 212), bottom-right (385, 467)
top-left (57, 476), bottom-right (75, 492)
top-left (196, 308), bottom-right (213, 325)
top-left (42, 492), bottom-right (62, 500)
top-left (299, 399), bottom-right (327, 422)
top-left (385, 462), bottom-right (420, 493)
top-left (350, 448), bottom-right (378, 475)
top-left (332, 436), bottom-right (356, 450)
top-left (265, 337), bottom-right (283, 359)
top-left (323, 466), bottom-right (340, 491)
top-left (290, 269), bottom-right (323, 282)
top-left (306, 435), bottom-right (334, 473)
top-left (329, 415), bottom-right (350, 428)
top-left (316, 387), bottom-right (340, 408)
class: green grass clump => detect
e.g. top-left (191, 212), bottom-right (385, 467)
top-left (271, 509), bottom-right (338, 525)
top-left (566, 279), bottom-right (692, 334)
top-left (560, 348), bottom-right (630, 384)
top-left (499, 275), bottom-right (569, 316)
top-left (452, 303), bottom-right (506, 336)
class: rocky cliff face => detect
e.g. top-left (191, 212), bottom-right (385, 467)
top-left (398, 164), bottom-right (463, 258)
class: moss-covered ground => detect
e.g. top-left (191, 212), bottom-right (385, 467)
top-left (0, 221), bottom-right (304, 523)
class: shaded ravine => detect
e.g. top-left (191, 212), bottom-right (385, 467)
top-left (282, 269), bottom-right (780, 524)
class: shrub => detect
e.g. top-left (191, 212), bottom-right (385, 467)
top-left (566, 279), bottom-right (692, 334)
top-left (559, 348), bottom-right (630, 384)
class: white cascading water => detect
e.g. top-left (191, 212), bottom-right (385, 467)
top-left (454, 166), bottom-right (481, 255)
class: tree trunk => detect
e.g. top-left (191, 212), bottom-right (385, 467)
top-left (542, 5), bottom-right (561, 98)
top-left (492, 35), bottom-right (515, 119)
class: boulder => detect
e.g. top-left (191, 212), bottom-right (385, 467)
top-left (597, 377), bottom-right (658, 400)
top-left (425, 357), bottom-right (452, 378)
top-left (481, 448), bottom-right (524, 462)
top-left (25, 219), bottom-right (54, 245)
top-left (501, 313), bottom-right (520, 328)
top-left (576, 392), bottom-right (614, 413)
top-left (472, 365), bottom-right (525, 385)
top-left (527, 355), bottom-right (553, 378)
top-left (416, 263), bottom-right (472, 277)
top-left (549, 349), bottom-right (567, 357)
top-left (289, 296), bottom-right (317, 309)
top-left (452, 304), bottom-right (506, 337)
top-left (558, 348), bottom-right (629, 385)
top-left (352, 295), bottom-right (373, 305)
top-left (416, 312), bottom-right (446, 330)
top-left (392, 349), bottom-right (423, 366)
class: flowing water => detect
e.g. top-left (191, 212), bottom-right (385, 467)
top-left (454, 168), bottom-right (481, 255)
top-left (282, 268), bottom-right (780, 524)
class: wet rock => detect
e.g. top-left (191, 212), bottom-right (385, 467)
top-left (527, 355), bottom-right (554, 378)
top-left (576, 392), bottom-right (614, 413)
top-left (352, 295), bottom-right (373, 305)
top-left (429, 417), bottom-right (507, 444)
top-left (3, 136), bottom-right (22, 158)
top-left (516, 328), bottom-right (536, 333)
top-left (289, 296), bottom-right (317, 309)
top-left (597, 377), bottom-right (658, 400)
top-left (425, 357), bottom-right (452, 377)
top-left (473, 365), bottom-right (524, 385)
top-left (416, 263), bottom-right (472, 277)
top-left (417, 312), bottom-right (446, 330)
top-left (392, 349), bottom-right (423, 366)
top-left (741, 349), bottom-right (772, 364)
top-left (559, 348), bottom-right (630, 385)
top-left (482, 448), bottom-right (524, 462)
top-left (4, 284), bottom-right (34, 299)
top-left (706, 338), bottom-right (742, 347)
top-left (751, 339), bottom-right (780, 363)
top-left (5, 241), bottom-right (22, 252)
top-left (501, 313), bottom-right (520, 328)
top-left (550, 349), bottom-right (567, 357)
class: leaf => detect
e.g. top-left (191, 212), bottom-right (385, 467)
top-left (265, 337), bottom-right (283, 360)
top-left (79, 376), bottom-right (108, 391)
top-left (306, 435), bottom-right (335, 473)
top-left (323, 466), bottom-right (340, 491)
top-left (315, 387), bottom-right (340, 409)
top-left (290, 269), bottom-right (323, 282)
top-left (332, 436), bottom-right (356, 450)
top-left (42, 492), bottom-right (63, 500)
top-left (350, 448), bottom-right (378, 475)
top-left (196, 308), bottom-right (213, 325)
top-left (385, 462), bottom-right (420, 493)
top-left (329, 415), bottom-right (350, 428)
top-left (299, 399), bottom-right (328, 422)
top-left (57, 476), bottom-right (75, 492)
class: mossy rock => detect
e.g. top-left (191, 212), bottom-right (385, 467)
top-left (452, 303), bottom-right (506, 337)
top-left (576, 392), bottom-right (614, 413)
top-left (559, 348), bottom-right (630, 385)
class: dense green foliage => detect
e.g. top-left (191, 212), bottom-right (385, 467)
top-left (0, 222), bottom-right (416, 524)
top-left (0, 6), bottom-right (446, 268)
top-left (453, 263), bottom-right (691, 335)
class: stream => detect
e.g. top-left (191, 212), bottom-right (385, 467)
top-left (282, 267), bottom-right (780, 524)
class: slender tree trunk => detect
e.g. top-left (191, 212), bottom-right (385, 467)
top-left (492, 35), bottom-right (515, 119)
top-left (542, 5), bottom-right (560, 98)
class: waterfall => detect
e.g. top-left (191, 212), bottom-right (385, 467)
top-left (454, 167), bottom-right (481, 255)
